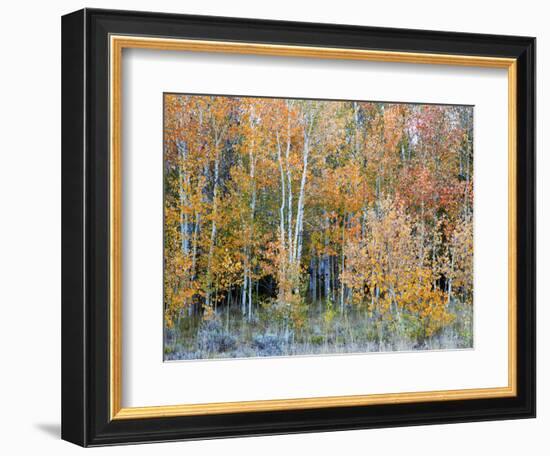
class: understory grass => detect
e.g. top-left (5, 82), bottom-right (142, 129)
top-left (164, 300), bottom-right (473, 361)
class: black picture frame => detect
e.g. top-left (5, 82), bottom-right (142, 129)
top-left (62, 8), bottom-right (535, 447)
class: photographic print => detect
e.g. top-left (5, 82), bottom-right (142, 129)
top-left (163, 94), bottom-right (473, 361)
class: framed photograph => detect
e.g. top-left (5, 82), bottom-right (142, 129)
top-left (61, 8), bottom-right (535, 447)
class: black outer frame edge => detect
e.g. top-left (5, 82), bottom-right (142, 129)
top-left (84, 6), bottom-right (535, 55)
top-left (60, 7), bottom-right (536, 447)
top-left (515, 36), bottom-right (537, 421)
top-left (61, 9), bottom-right (87, 447)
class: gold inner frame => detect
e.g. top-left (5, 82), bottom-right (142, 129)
top-left (109, 35), bottom-right (517, 420)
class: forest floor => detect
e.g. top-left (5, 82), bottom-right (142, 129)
top-left (164, 301), bottom-right (473, 361)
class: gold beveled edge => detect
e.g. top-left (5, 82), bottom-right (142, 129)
top-left (110, 35), bottom-right (123, 420)
top-left (112, 35), bottom-right (516, 68)
top-left (508, 61), bottom-right (518, 396)
top-left (113, 386), bottom-right (515, 420)
top-left (109, 34), bottom-right (518, 420)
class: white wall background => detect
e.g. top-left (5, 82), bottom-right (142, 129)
top-left (0, 0), bottom-right (545, 454)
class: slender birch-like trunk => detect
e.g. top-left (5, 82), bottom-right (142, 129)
top-left (339, 214), bottom-right (346, 314)
top-left (247, 128), bottom-right (257, 321)
top-left (206, 137), bottom-right (221, 309)
top-left (447, 252), bottom-right (454, 306)
top-left (285, 110), bottom-right (293, 262)
top-left (323, 213), bottom-right (331, 303)
top-left (293, 130), bottom-right (309, 265)
top-left (241, 270), bottom-right (248, 315)
top-left (177, 141), bottom-right (192, 317)
top-left (177, 141), bottom-right (190, 255)
top-left (293, 112), bottom-right (314, 266)
top-left (276, 133), bottom-right (286, 250)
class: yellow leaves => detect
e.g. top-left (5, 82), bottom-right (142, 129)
top-left (164, 312), bottom-right (174, 329)
top-left (338, 197), bottom-right (459, 337)
top-left (202, 305), bottom-right (215, 321)
top-left (323, 300), bottom-right (336, 326)
top-left (383, 104), bottom-right (407, 154)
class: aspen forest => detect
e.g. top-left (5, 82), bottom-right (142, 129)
top-left (163, 94), bottom-right (474, 360)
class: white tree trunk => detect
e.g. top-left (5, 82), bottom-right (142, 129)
top-left (340, 214), bottom-right (346, 314)
top-left (276, 133), bottom-right (286, 250)
top-left (178, 142), bottom-right (190, 255)
top-left (241, 269), bottom-right (248, 315)
top-left (206, 144), bottom-right (220, 309)
top-left (246, 131), bottom-right (256, 321)
top-left (285, 127), bottom-right (293, 262)
top-left (293, 119), bottom-right (312, 266)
